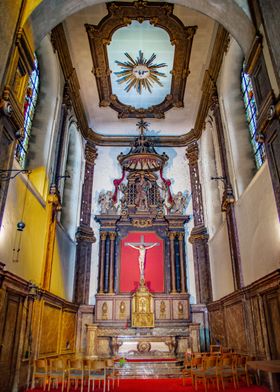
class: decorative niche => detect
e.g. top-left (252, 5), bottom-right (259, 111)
top-left (86, 1), bottom-right (197, 119)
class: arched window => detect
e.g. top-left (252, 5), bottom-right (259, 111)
top-left (16, 55), bottom-right (39, 168)
top-left (241, 70), bottom-right (265, 169)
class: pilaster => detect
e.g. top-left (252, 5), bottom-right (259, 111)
top-left (210, 90), bottom-right (243, 290)
top-left (74, 142), bottom-right (97, 304)
top-left (186, 141), bottom-right (212, 303)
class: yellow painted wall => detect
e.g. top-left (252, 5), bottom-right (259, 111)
top-left (0, 168), bottom-right (75, 301)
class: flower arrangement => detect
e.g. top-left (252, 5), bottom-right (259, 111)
top-left (119, 357), bottom-right (126, 367)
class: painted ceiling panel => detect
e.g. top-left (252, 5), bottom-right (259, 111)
top-left (108, 21), bottom-right (174, 109)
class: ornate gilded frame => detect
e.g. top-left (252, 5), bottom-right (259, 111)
top-left (86, 1), bottom-right (197, 119)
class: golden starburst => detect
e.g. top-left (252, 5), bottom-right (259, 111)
top-left (114, 50), bottom-right (167, 94)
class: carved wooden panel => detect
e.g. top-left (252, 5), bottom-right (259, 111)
top-left (39, 302), bottom-right (62, 356)
top-left (224, 302), bottom-right (247, 352)
top-left (86, 1), bottom-right (196, 118)
top-left (60, 310), bottom-right (76, 353)
top-left (0, 292), bottom-right (22, 391)
top-left (264, 291), bottom-right (280, 359)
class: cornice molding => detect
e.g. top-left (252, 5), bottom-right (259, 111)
top-left (51, 24), bottom-right (89, 139)
top-left (52, 22), bottom-right (228, 147)
top-left (86, 1), bottom-right (197, 119)
top-left (193, 25), bottom-right (230, 140)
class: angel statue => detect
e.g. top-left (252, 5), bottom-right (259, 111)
top-left (98, 191), bottom-right (107, 214)
top-left (98, 190), bottom-right (118, 214)
top-left (170, 191), bottom-right (190, 215)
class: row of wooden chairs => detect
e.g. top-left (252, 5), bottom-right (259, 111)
top-left (31, 357), bottom-right (120, 392)
top-left (182, 352), bottom-right (252, 391)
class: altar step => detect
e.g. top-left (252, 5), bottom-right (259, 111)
top-left (116, 359), bottom-right (184, 379)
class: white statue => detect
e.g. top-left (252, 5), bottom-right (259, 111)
top-left (125, 242), bottom-right (159, 280)
top-left (98, 190), bottom-right (117, 214)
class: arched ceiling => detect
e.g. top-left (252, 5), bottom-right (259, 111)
top-left (26, 0), bottom-right (254, 140)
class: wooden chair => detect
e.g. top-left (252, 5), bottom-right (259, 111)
top-left (189, 354), bottom-right (204, 386)
top-left (234, 354), bottom-right (250, 387)
top-left (106, 359), bottom-right (120, 391)
top-left (67, 359), bottom-right (84, 392)
top-left (48, 358), bottom-right (66, 391)
top-left (31, 358), bottom-right (49, 390)
top-left (217, 354), bottom-right (236, 390)
top-left (87, 360), bottom-right (106, 392)
top-left (210, 345), bottom-right (222, 355)
top-left (193, 355), bottom-right (219, 391)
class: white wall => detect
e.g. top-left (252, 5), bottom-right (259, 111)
top-left (235, 162), bottom-right (280, 285)
top-left (209, 221), bottom-right (234, 300)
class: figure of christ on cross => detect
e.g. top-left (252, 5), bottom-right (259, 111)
top-left (125, 235), bottom-right (160, 282)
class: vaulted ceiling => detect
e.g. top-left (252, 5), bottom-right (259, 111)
top-left (62, 2), bottom-right (218, 137)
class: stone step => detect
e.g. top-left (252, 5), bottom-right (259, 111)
top-left (115, 360), bottom-right (184, 379)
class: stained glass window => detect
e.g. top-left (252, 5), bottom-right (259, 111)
top-left (241, 69), bottom-right (265, 169)
top-left (16, 55), bottom-right (39, 168)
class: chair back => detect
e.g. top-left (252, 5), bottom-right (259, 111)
top-left (50, 358), bottom-right (65, 371)
top-left (203, 355), bottom-right (217, 370)
top-left (89, 360), bottom-right (106, 371)
top-left (34, 359), bottom-right (48, 371)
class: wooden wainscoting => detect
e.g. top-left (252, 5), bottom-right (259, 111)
top-left (0, 263), bottom-right (78, 391)
top-left (207, 269), bottom-right (280, 359)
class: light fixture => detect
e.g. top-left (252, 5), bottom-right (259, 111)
top-left (0, 169), bottom-right (31, 181)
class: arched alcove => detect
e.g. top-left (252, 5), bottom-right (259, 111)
top-left (27, 34), bottom-right (63, 195)
top-left (60, 121), bottom-right (84, 240)
top-left (217, 38), bottom-right (256, 198)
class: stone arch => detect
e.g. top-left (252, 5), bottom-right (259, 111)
top-left (26, 0), bottom-right (254, 55)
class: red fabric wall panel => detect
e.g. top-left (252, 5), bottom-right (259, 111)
top-left (119, 231), bottom-right (164, 293)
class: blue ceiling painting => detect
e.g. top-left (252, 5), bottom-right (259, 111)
top-left (107, 21), bottom-right (174, 109)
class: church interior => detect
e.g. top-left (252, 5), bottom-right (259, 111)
top-left (0, 0), bottom-right (279, 391)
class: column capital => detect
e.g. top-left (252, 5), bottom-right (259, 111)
top-left (100, 232), bottom-right (108, 241)
top-left (85, 142), bottom-right (98, 164)
top-left (209, 87), bottom-right (219, 112)
top-left (186, 140), bottom-right (199, 164)
top-left (109, 232), bottom-right (117, 240)
top-left (76, 225), bottom-right (96, 243)
top-left (189, 226), bottom-right (209, 244)
top-left (168, 231), bottom-right (176, 240)
top-left (177, 232), bottom-right (184, 241)
top-left (63, 82), bottom-right (72, 111)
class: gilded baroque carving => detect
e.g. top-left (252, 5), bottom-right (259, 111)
top-left (102, 302), bottom-right (108, 320)
top-left (86, 2), bottom-right (197, 118)
top-left (131, 218), bottom-right (153, 227)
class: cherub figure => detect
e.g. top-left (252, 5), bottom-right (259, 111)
top-left (98, 191), bottom-right (107, 213)
top-left (170, 191), bottom-right (188, 215)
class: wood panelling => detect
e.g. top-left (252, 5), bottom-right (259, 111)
top-left (208, 270), bottom-right (280, 359)
top-left (0, 265), bottom-right (78, 391)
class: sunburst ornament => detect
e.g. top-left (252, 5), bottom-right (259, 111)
top-left (114, 51), bottom-right (167, 94)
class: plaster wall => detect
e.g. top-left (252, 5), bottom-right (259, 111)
top-left (208, 221), bottom-right (234, 300)
top-left (51, 224), bottom-right (76, 301)
top-left (0, 164), bottom-right (77, 301)
top-left (235, 162), bottom-right (280, 285)
top-left (217, 38), bottom-right (255, 198)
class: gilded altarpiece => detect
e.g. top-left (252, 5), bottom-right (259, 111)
top-left (92, 125), bottom-right (200, 357)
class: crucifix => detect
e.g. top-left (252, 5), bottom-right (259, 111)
top-left (125, 235), bottom-right (160, 281)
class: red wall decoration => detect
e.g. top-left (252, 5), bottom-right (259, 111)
top-left (119, 231), bottom-right (164, 293)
